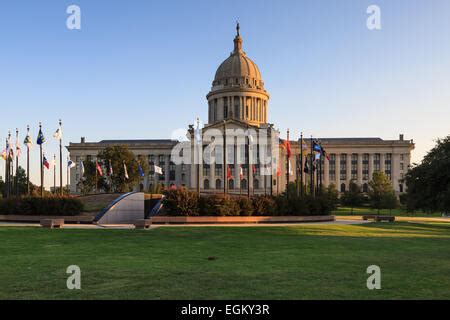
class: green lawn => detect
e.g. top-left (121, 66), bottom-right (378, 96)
top-left (333, 206), bottom-right (443, 217)
top-left (1, 222), bottom-right (449, 300)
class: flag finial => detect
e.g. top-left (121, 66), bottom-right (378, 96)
top-left (233, 22), bottom-right (243, 53)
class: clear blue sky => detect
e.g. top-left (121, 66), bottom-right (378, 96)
top-left (1, 0), bottom-right (449, 188)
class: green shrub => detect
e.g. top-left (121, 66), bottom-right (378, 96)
top-left (237, 197), bottom-right (253, 216)
top-left (160, 189), bottom-right (333, 217)
top-left (0, 196), bottom-right (83, 216)
top-left (252, 195), bottom-right (277, 216)
top-left (162, 188), bottom-right (199, 216)
top-left (199, 194), bottom-right (240, 216)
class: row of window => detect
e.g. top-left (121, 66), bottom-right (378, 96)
top-left (327, 153), bottom-right (393, 181)
top-left (203, 178), bottom-right (261, 190)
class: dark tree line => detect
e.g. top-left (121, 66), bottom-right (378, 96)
top-left (404, 135), bottom-right (450, 214)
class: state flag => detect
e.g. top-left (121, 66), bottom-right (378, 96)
top-left (123, 162), bottom-right (129, 180)
top-left (154, 165), bottom-right (163, 175)
top-left (53, 126), bottom-right (62, 140)
top-left (96, 161), bottom-right (103, 177)
top-left (43, 156), bottom-right (50, 169)
top-left (24, 133), bottom-right (33, 149)
top-left (37, 128), bottom-right (45, 145)
top-left (68, 160), bottom-right (76, 169)
top-left (138, 164), bottom-right (145, 177)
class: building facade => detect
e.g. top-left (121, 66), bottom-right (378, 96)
top-left (67, 25), bottom-right (414, 195)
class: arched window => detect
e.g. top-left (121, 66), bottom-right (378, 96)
top-left (253, 179), bottom-right (259, 190)
top-left (215, 179), bottom-right (222, 190)
top-left (399, 184), bottom-right (404, 193)
top-left (228, 179), bottom-right (234, 190)
top-left (204, 179), bottom-right (210, 190)
top-left (363, 183), bottom-right (368, 193)
top-left (241, 179), bottom-right (247, 190)
top-left (340, 183), bottom-right (346, 193)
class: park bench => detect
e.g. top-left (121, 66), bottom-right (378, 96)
top-left (134, 219), bottom-right (152, 229)
top-left (362, 215), bottom-right (395, 222)
top-left (40, 219), bottom-right (65, 229)
top-left (375, 216), bottom-right (395, 222)
top-left (362, 215), bottom-right (378, 221)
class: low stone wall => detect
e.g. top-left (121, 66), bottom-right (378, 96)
top-left (150, 215), bottom-right (335, 224)
top-left (0, 215), bottom-right (94, 223)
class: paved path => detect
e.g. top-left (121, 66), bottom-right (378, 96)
top-left (0, 219), bottom-right (368, 229)
top-left (338, 215), bottom-right (450, 223)
top-left (2, 216), bottom-right (448, 230)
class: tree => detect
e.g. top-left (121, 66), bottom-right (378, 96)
top-left (1, 166), bottom-right (38, 197)
top-left (77, 161), bottom-right (108, 195)
top-left (325, 183), bottom-right (339, 211)
top-left (97, 145), bottom-right (149, 193)
top-left (368, 171), bottom-right (397, 214)
top-left (340, 180), bottom-right (365, 215)
top-left (405, 135), bottom-right (450, 215)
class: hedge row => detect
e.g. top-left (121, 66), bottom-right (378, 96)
top-left (162, 188), bottom-right (337, 217)
top-left (0, 197), bottom-right (84, 216)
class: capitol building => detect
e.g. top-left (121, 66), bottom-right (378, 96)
top-left (67, 25), bottom-right (414, 195)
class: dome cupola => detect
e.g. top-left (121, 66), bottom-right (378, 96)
top-left (207, 23), bottom-right (269, 127)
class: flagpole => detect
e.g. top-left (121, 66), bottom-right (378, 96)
top-left (26, 125), bottom-right (30, 195)
top-left (316, 141), bottom-right (320, 195)
top-left (286, 129), bottom-right (290, 199)
top-left (67, 156), bottom-right (70, 195)
top-left (319, 141), bottom-right (323, 192)
top-left (246, 124), bottom-right (250, 198)
top-left (196, 118), bottom-right (200, 196)
top-left (5, 136), bottom-right (9, 198)
top-left (300, 132), bottom-right (303, 197)
top-left (53, 154), bottom-right (56, 194)
top-left (15, 128), bottom-right (19, 196)
top-left (39, 123), bottom-right (43, 198)
top-left (223, 121), bottom-right (227, 194)
top-left (59, 119), bottom-right (63, 196)
top-left (95, 160), bottom-right (98, 194)
top-left (310, 135), bottom-right (314, 197)
top-left (269, 126), bottom-right (273, 196)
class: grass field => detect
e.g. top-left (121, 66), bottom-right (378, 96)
top-left (333, 206), bottom-right (443, 217)
top-left (1, 222), bottom-right (449, 300)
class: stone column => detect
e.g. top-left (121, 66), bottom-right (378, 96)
top-left (323, 155), bottom-right (329, 187)
top-left (346, 154), bottom-right (351, 187)
top-left (380, 153), bottom-right (386, 175)
top-left (392, 153), bottom-right (399, 192)
top-left (369, 153), bottom-right (374, 181)
top-left (357, 153), bottom-right (363, 186)
top-left (335, 153), bottom-right (341, 188)
top-left (165, 154), bottom-right (170, 186)
top-left (233, 144), bottom-right (240, 193)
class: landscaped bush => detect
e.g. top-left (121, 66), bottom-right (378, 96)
top-left (252, 195), bottom-right (277, 216)
top-left (162, 188), bottom-right (198, 216)
top-left (161, 188), bottom-right (335, 217)
top-left (198, 194), bottom-right (240, 216)
top-left (0, 196), bottom-right (84, 216)
top-left (237, 196), bottom-right (253, 216)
